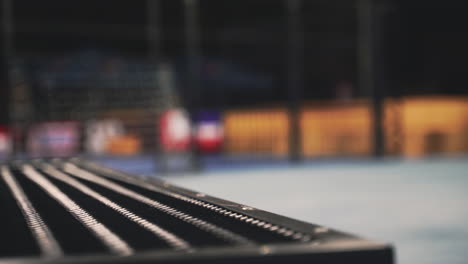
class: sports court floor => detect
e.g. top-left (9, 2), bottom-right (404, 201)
top-left (97, 156), bottom-right (468, 264)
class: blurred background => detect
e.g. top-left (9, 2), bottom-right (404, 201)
top-left (0, 0), bottom-right (467, 263)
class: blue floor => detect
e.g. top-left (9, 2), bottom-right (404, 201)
top-left (90, 154), bottom-right (378, 175)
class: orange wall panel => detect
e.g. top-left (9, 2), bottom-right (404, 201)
top-left (223, 109), bottom-right (289, 155)
top-left (222, 96), bottom-right (468, 158)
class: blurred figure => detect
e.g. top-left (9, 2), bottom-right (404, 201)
top-left (334, 80), bottom-right (353, 102)
top-left (0, 125), bottom-right (12, 158)
top-left (85, 119), bottom-right (124, 155)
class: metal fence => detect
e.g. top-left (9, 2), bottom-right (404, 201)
top-left (1, 0), bottom-right (467, 172)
